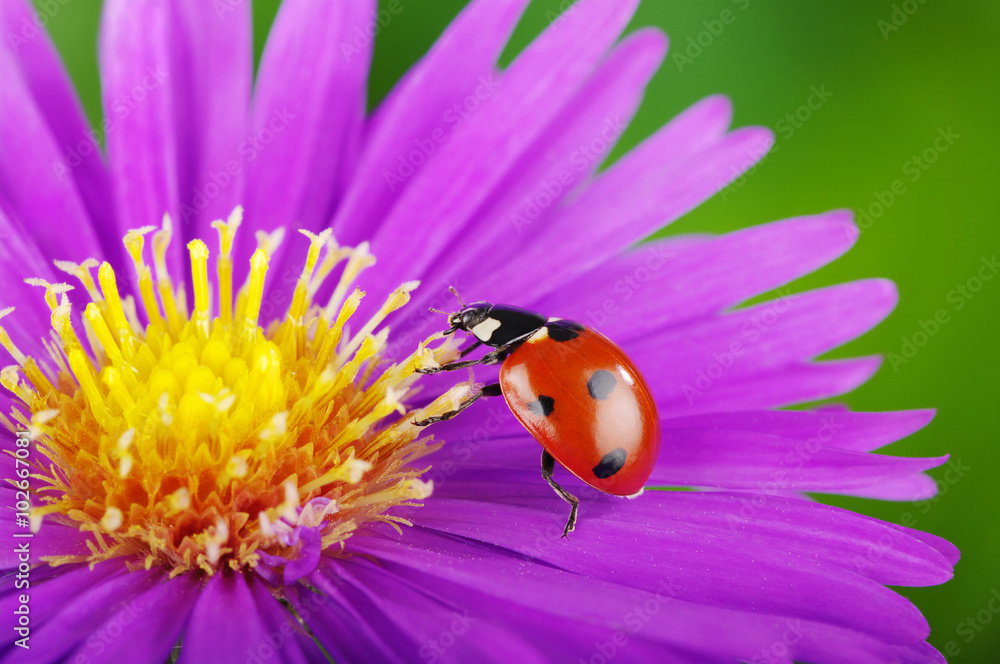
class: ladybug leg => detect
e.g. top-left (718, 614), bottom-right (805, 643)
top-left (541, 451), bottom-right (579, 538)
top-left (416, 347), bottom-right (511, 374)
top-left (412, 383), bottom-right (502, 426)
top-left (459, 340), bottom-right (484, 358)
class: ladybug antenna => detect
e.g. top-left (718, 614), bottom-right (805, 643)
top-left (427, 307), bottom-right (447, 315)
top-left (448, 286), bottom-right (466, 308)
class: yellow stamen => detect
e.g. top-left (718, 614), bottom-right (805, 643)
top-left (82, 303), bottom-right (134, 390)
top-left (123, 227), bottom-right (165, 329)
top-left (286, 228), bottom-right (332, 327)
top-left (153, 215), bottom-right (185, 334)
top-left (97, 263), bottom-right (135, 356)
top-left (188, 239), bottom-right (211, 340)
top-left (0, 308), bottom-right (26, 365)
top-left (337, 280), bottom-right (419, 365)
top-left (242, 249), bottom-right (268, 342)
top-left (1, 209), bottom-right (464, 577)
top-left (322, 241), bottom-right (375, 322)
top-left (212, 206), bottom-right (243, 328)
top-left (24, 279), bottom-right (73, 313)
top-left (53, 259), bottom-right (101, 301)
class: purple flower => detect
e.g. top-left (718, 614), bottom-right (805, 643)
top-left (0, 0), bottom-right (956, 663)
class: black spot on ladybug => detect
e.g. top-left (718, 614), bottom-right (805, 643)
top-left (527, 395), bottom-right (555, 417)
top-left (593, 448), bottom-right (627, 479)
top-left (546, 320), bottom-right (583, 342)
top-left (587, 370), bottom-right (616, 400)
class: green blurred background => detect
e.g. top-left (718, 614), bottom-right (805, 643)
top-left (34, 0), bottom-right (999, 660)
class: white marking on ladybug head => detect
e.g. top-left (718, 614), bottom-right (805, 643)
top-left (471, 317), bottom-right (502, 342)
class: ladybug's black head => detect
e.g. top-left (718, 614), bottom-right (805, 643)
top-left (447, 302), bottom-right (493, 334)
top-left (442, 302), bottom-right (549, 348)
top-left (432, 289), bottom-right (548, 347)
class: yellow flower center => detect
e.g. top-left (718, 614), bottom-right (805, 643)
top-left (1, 208), bottom-right (468, 577)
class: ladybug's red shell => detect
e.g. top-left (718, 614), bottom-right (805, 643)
top-left (498, 323), bottom-right (660, 496)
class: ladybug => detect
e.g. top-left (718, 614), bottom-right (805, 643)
top-left (415, 291), bottom-right (661, 537)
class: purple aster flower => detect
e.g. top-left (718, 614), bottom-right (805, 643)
top-left (0, 0), bottom-right (957, 663)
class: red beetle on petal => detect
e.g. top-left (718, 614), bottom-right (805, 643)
top-left (416, 291), bottom-right (661, 537)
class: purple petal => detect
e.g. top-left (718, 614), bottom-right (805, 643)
top-left (0, 49), bottom-right (104, 264)
top-left (408, 489), bottom-right (946, 643)
top-left (177, 573), bottom-right (270, 664)
top-left (1, 0), bottom-right (120, 262)
top-left (244, 578), bottom-right (317, 664)
top-left (892, 641), bottom-right (948, 664)
top-left (477, 125), bottom-right (775, 303)
top-left (351, 527), bottom-right (934, 664)
top-left (99, 0), bottom-right (253, 279)
top-left (242, 0), bottom-right (374, 292)
top-left (647, 427), bottom-right (946, 493)
top-left (628, 279), bottom-right (897, 401)
top-left (887, 522), bottom-right (961, 567)
top-left (432, 356), bottom-right (884, 437)
top-left (66, 573), bottom-right (200, 664)
top-left (3, 565), bottom-right (160, 663)
top-left (331, 0), bottom-right (531, 248)
top-left (99, 0), bottom-right (187, 279)
top-left (443, 483), bottom-right (956, 587)
top-left (364, 0), bottom-right (640, 301)
top-left (406, 27), bottom-right (668, 319)
top-left (172, 0), bottom-right (252, 244)
top-left (533, 211), bottom-right (859, 339)
top-left (457, 93), bottom-right (735, 295)
top-left (847, 473), bottom-right (940, 501)
top-left (286, 566), bottom-right (414, 664)
top-left (662, 409), bottom-right (936, 452)
top-left (283, 525), bottom-right (322, 584)
top-left (324, 555), bottom-right (552, 663)
top-left (0, 562), bottom-right (123, 641)
top-left (659, 356), bottom-right (883, 416)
